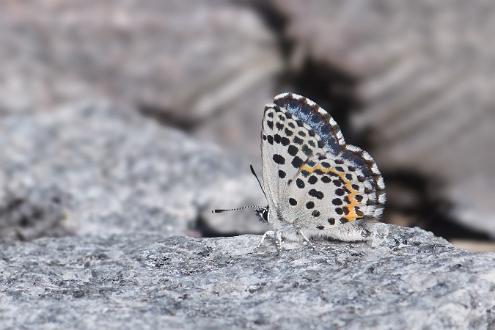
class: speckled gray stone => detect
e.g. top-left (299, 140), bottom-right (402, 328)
top-left (0, 0), bottom-right (280, 121)
top-left (0, 102), bottom-right (267, 240)
top-left (0, 224), bottom-right (494, 329)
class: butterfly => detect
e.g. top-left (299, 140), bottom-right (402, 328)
top-left (215, 93), bottom-right (385, 251)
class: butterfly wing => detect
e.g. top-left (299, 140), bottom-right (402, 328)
top-left (261, 102), bottom-right (309, 213)
top-left (264, 93), bottom-right (385, 234)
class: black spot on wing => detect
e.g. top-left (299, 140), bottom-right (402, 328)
top-left (291, 156), bottom-right (304, 168)
top-left (273, 154), bottom-right (285, 164)
top-left (288, 145), bottom-right (298, 156)
top-left (321, 176), bottom-right (331, 183)
top-left (302, 144), bottom-right (312, 156)
top-left (293, 136), bottom-right (304, 145)
top-left (308, 189), bottom-right (324, 200)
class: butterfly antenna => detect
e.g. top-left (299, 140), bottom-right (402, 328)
top-left (212, 165), bottom-right (266, 215)
top-left (250, 164), bottom-right (266, 197)
top-left (212, 204), bottom-right (261, 214)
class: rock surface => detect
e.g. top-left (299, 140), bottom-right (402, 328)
top-left (0, 0), bottom-right (280, 117)
top-left (0, 102), bottom-right (267, 240)
top-left (0, 0), bottom-right (281, 158)
top-left (0, 224), bottom-right (494, 329)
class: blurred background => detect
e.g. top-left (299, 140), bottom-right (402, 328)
top-left (0, 0), bottom-right (494, 251)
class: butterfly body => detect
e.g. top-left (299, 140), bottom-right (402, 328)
top-left (257, 93), bottom-right (386, 248)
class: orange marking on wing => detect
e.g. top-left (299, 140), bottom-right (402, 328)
top-left (300, 163), bottom-right (360, 221)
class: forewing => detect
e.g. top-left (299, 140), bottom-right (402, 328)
top-left (261, 103), bottom-right (314, 209)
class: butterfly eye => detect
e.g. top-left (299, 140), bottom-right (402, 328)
top-left (255, 207), bottom-right (269, 223)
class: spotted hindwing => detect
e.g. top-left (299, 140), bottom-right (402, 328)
top-left (262, 93), bottom-right (385, 235)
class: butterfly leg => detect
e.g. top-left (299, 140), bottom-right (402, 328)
top-left (257, 230), bottom-right (285, 253)
top-left (257, 230), bottom-right (275, 248)
top-left (275, 230), bottom-right (283, 254)
top-left (297, 230), bottom-right (315, 250)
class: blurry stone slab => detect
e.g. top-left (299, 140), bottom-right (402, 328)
top-left (193, 80), bottom-right (273, 160)
top-left (1, 225), bottom-right (495, 329)
top-left (266, 0), bottom-right (495, 236)
top-left (452, 239), bottom-right (495, 253)
top-left (0, 0), bottom-right (281, 126)
top-left (0, 102), bottom-right (267, 240)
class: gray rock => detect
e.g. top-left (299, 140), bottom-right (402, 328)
top-left (0, 102), bottom-right (267, 240)
top-left (0, 184), bottom-right (71, 241)
top-left (0, 225), bottom-right (494, 329)
top-left (0, 0), bottom-right (282, 172)
top-left (0, 0), bottom-right (280, 124)
top-left (193, 80), bottom-right (275, 161)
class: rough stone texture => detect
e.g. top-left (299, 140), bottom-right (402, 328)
top-left (266, 0), bottom-right (495, 236)
top-left (0, 102), bottom-right (267, 240)
top-left (0, 0), bottom-right (281, 148)
top-left (0, 225), bottom-right (494, 329)
top-left (0, 185), bottom-right (71, 241)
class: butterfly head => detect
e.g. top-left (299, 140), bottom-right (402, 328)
top-left (255, 206), bottom-right (269, 223)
